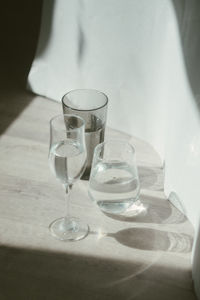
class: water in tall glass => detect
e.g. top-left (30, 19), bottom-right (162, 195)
top-left (83, 116), bottom-right (105, 179)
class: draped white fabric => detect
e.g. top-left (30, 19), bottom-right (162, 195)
top-left (28, 0), bottom-right (200, 297)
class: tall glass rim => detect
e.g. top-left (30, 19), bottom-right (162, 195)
top-left (94, 139), bottom-right (136, 155)
top-left (50, 114), bottom-right (85, 131)
top-left (62, 89), bottom-right (108, 112)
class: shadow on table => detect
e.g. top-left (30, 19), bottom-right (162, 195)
top-left (138, 166), bottom-right (164, 191)
top-left (105, 227), bottom-right (193, 253)
top-left (103, 194), bottom-right (187, 225)
top-left (0, 244), bottom-right (194, 300)
top-left (0, 90), bottom-right (37, 135)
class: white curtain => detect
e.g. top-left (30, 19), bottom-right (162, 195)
top-left (28, 1), bottom-right (200, 297)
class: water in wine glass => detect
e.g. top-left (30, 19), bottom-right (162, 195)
top-left (49, 139), bottom-right (87, 184)
top-left (89, 161), bottom-right (140, 214)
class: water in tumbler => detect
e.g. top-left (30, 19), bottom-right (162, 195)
top-left (89, 161), bottom-right (140, 214)
top-left (49, 139), bottom-right (87, 184)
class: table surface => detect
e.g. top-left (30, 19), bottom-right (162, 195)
top-left (0, 88), bottom-right (197, 300)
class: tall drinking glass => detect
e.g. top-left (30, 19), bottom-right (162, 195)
top-left (62, 89), bottom-right (108, 180)
top-left (48, 114), bottom-right (89, 241)
top-left (89, 140), bottom-right (140, 215)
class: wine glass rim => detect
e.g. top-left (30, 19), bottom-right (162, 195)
top-left (95, 139), bottom-right (136, 153)
top-left (62, 89), bottom-right (108, 111)
top-left (50, 114), bottom-right (85, 130)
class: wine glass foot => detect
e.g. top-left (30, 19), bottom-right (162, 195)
top-left (49, 217), bottom-right (89, 241)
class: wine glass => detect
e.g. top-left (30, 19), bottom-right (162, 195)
top-left (89, 140), bottom-right (140, 215)
top-left (48, 114), bottom-right (89, 241)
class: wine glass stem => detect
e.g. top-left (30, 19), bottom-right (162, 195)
top-left (65, 184), bottom-right (72, 222)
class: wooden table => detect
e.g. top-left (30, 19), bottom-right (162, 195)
top-left (0, 88), bottom-right (196, 299)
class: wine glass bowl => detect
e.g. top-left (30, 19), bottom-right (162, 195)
top-left (48, 114), bottom-right (89, 241)
top-left (89, 140), bottom-right (140, 215)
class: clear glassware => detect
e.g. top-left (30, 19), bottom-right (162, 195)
top-left (89, 140), bottom-right (140, 215)
top-left (62, 89), bottom-right (108, 180)
top-left (48, 114), bottom-right (89, 241)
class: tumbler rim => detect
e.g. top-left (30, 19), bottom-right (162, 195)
top-left (94, 139), bottom-right (136, 154)
top-left (62, 89), bottom-right (108, 112)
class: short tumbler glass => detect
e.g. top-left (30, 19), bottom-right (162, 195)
top-left (62, 89), bottom-right (108, 180)
top-left (89, 140), bottom-right (140, 215)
